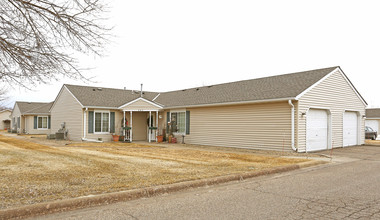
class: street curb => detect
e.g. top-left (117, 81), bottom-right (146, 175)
top-left (0, 160), bottom-right (326, 219)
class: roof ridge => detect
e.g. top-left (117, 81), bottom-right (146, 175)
top-left (64, 84), bottom-right (159, 94)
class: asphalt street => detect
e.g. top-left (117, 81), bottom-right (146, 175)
top-left (34, 145), bottom-right (380, 220)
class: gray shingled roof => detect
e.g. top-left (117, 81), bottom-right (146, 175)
top-left (64, 66), bottom-right (339, 108)
top-left (366, 109), bottom-right (380, 118)
top-left (64, 85), bottom-right (159, 108)
top-left (16, 102), bottom-right (53, 115)
top-left (154, 66), bottom-right (338, 107)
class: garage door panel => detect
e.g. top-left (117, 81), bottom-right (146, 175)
top-left (307, 109), bottom-right (328, 152)
top-left (343, 112), bottom-right (358, 147)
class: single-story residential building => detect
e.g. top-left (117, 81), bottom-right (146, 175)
top-left (50, 66), bottom-right (366, 152)
top-left (10, 101), bottom-right (53, 134)
top-left (0, 109), bottom-right (11, 130)
top-left (365, 108), bottom-right (380, 139)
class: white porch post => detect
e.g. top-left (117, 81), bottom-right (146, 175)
top-left (123, 111), bottom-right (126, 140)
top-left (149, 111), bottom-right (152, 143)
top-left (156, 111), bottom-right (158, 142)
top-left (83, 110), bottom-right (86, 138)
top-left (130, 111), bottom-right (133, 142)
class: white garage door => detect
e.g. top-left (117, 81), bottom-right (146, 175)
top-left (343, 112), bottom-right (358, 147)
top-left (307, 109), bottom-right (328, 152)
top-left (366, 120), bottom-right (378, 133)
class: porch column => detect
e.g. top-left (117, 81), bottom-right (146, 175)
top-left (123, 111), bottom-right (126, 140)
top-left (130, 111), bottom-right (133, 142)
top-left (156, 111), bottom-right (158, 142)
top-left (149, 111), bottom-right (152, 143)
top-left (83, 110), bottom-right (86, 138)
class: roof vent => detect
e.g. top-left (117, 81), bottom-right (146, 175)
top-left (92, 88), bottom-right (96, 91)
top-left (196, 88), bottom-right (199, 91)
top-left (97, 88), bottom-right (102, 91)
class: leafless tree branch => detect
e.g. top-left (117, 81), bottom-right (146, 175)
top-left (0, 0), bottom-right (110, 88)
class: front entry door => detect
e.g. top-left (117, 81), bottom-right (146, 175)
top-left (132, 112), bottom-right (147, 141)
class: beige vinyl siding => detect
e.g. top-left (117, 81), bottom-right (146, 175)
top-left (51, 87), bottom-right (83, 141)
top-left (121, 99), bottom-right (161, 111)
top-left (298, 69), bottom-right (366, 152)
top-left (25, 115), bottom-right (51, 134)
top-left (183, 101), bottom-right (292, 151)
top-left (0, 111), bottom-right (11, 130)
top-left (10, 104), bottom-right (23, 132)
top-left (86, 110), bottom-right (124, 142)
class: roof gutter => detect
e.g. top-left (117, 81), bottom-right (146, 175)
top-left (288, 100), bottom-right (297, 152)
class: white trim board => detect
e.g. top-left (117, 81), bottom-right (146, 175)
top-left (50, 85), bottom-right (84, 112)
top-left (118, 97), bottom-right (163, 109)
top-left (295, 67), bottom-right (367, 106)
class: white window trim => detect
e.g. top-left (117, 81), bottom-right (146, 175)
top-left (94, 110), bottom-right (111, 134)
top-left (37, 116), bottom-right (49, 130)
top-left (170, 110), bottom-right (186, 135)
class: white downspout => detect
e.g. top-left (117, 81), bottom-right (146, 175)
top-left (83, 108), bottom-right (88, 139)
top-left (288, 100), bottom-right (297, 152)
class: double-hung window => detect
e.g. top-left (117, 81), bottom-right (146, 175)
top-left (37, 116), bottom-right (48, 129)
top-left (94, 112), bottom-right (110, 133)
top-left (171, 112), bottom-right (186, 134)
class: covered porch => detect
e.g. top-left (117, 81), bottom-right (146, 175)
top-left (119, 97), bottom-right (163, 143)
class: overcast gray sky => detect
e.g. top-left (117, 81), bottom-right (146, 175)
top-left (6, 0), bottom-right (380, 108)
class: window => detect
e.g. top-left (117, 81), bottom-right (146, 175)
top-left (94, 112), bottom-right (110, 133)
top-left (171, 112), bottom-right (186, 134)
top-left (37, 116), bottom-right (48, 129)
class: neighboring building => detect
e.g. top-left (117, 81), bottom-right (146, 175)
top-left (50, 66), bottom-right (366, 152)
top-left (365, 108), bottom-right (380, 139)
top-left (0, 109), bottom-right (11, 130)
top-left (10, 102), bottom-right (53, 134)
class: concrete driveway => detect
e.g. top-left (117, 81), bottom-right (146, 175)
top-left (34, 145), bottom-right (380, 220)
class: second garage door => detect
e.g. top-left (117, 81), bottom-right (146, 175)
top-left (306, 109), bottom-right (329, 152)
top-left (343, 111), bottom-right (358, 147)
top-left (366, 120), bottom-right (378, 133)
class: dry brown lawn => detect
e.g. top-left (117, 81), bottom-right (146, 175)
top-left (0, 135), bottom-right (310, 209)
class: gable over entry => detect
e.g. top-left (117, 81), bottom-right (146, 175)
top-left (119, 97), bottom-right (163, 142)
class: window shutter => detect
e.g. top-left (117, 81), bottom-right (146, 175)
top-left (88, 111), bottom-right (94, 133)
top-left (48, 116), bottom-right (51, 129)
top-left (166, 112), bottom-right (170, 132)
top-left (34, 116), bottom-right (37, 129)
top-left (17, 117), bottom-right (21, 129)
top-left (186, 111), bottom-right (190, 135)
top-left (110, 112), bottom-right (115, 133)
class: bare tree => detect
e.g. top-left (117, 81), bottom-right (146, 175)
top-left (0, 86), bottom-right (9, 108)
top-left (0, 0), bottom-right (109, 87)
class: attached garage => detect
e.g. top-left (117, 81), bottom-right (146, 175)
top-left (306, 109), bottom-right (329, 152)
top-left (296, 67), bottom-right (366, 152)
top-left (343, 111), bottom-right (359, 147)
